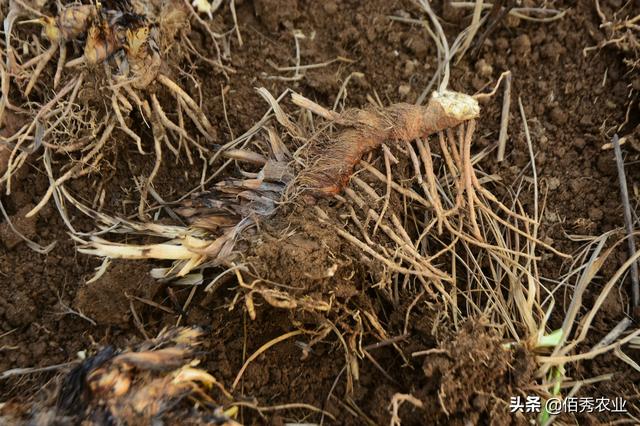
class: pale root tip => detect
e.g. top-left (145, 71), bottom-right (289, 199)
top-left (431, 90), bottom-right (480, 121)
top-left (192, 0), bottom-right (220, 18)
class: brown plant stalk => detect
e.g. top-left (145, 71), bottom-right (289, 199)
top-left (296, 91), bottom-right (480, 195)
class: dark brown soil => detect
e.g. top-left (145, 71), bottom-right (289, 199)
top-left (2, 0), bottom-right (640, 424)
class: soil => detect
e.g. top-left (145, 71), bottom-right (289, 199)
top-left (2, 0), bottom-right (640, 425)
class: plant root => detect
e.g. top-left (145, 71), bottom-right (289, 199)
top-left (1, 0), bottom-right (220, 219)
top-left (294, 91), bottom-right (480, 195)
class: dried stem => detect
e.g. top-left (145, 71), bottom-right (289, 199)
top-left (612, 133), bottom-right (640, 308)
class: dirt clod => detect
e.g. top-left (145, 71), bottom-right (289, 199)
top-left (0, 146), bottom-right (9, 179)
top-left (512, 34), bottom-right (532, 56)
top-left (550, 106), bottom-right (568, 125)
top-left (419, 322), bottom-right (533, 424)
top-left (4, 291), bottom-right (38, 327)
top-left (398, 84), bottom-right (412, 97)
top-left (74, 261), bottom-right (155, 327)
top-left (0, 205), bottom-right (38, 249)
top-left (475, 59), bottom-right (493, 78)
top-left (253, 0), bottom-right (299, 31)
top-left (323, 1), bottom-right (338, 15)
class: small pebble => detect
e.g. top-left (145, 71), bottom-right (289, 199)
top-left (596, 154), bottom-right (616, 175)
top-left (403, 60), bottom-right (416, 78)
top-left (474, 59), bottom-right (493, 79)
top-left (547, 177), bottom-right (560, 191)
top-left (471, 76), bottom-right (484, 91)
top-left (588, 207), bottom-right (604, 222)
top-left (512, 34), bottom-right (531, 56)
top-left (495, 37), bottom-right (509, 50)
top-left (541, 41), bottom-right (564, 62)
top-left (504, 14), bottom-right (521, 28)
top-left (544, 210), bottom-right (560, 222)
top-left (407, 35), bottom-right (428, 59)
top-left (549, 107), bottom-right (568, 125)
top-left (323, 1), bottom-right (338, 14)
top-left (398, 84), bottom-right (411, 97)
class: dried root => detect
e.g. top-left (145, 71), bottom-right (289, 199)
top-left (388, 393), bottom-right (424, 426)
top-left (295, 90), bottom-right (480, 195)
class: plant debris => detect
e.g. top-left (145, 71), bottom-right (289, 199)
top-left (31, 327), bottom-right (240, 425)
top-left (1, 0), bottom-right (222, 219)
